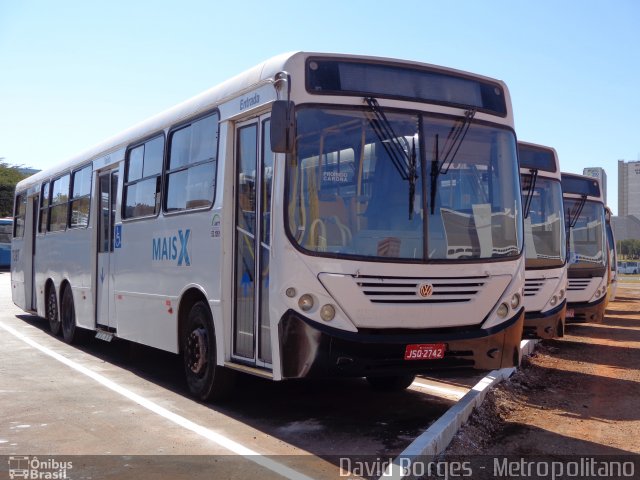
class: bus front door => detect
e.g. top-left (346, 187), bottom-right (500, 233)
top-left (96, 169), bottom-right (118, 330)
top-left (232, 115), bottom-right (273, 368)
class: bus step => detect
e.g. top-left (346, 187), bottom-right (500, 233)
top-left (224, 361), bottom-right (273, 379)
top-left (95, 330), bottom-right (114, 342)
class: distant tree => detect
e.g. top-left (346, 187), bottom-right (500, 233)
top-left (0, 159), bottom-right (29, 217)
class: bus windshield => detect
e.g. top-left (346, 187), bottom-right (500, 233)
top-left (521, 177), bottom-right (565, 268)
top-left (286, 106), bottom-right (522, 262)
top-left (565, 199), bottom-right (606, 269)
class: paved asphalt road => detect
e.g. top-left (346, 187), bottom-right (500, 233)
top-left (0, 270), bottom-right (484, 479)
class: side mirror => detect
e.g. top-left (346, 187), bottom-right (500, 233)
top-left (270, 100), bottom-right (295, 153)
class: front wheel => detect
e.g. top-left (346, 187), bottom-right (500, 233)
top-left (182, 301), bottom-right (234, 401)
top-left (366, 374), bottom-right (416, 392)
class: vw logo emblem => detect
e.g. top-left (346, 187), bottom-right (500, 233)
top-left (418, 283), bottom-right (434, 298)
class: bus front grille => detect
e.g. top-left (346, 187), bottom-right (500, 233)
top-left (568, 279), bottom-right (591, 291)
top-left (354, 275), bottom-right (485, 304)
top-left (524, 279), bottom-right (545, 296)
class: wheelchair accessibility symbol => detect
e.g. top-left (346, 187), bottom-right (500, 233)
top-left (114, 225), bottom-right (122, 249)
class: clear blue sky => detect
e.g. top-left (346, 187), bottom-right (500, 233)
top-left (1, 0), bottom-right (638, 214)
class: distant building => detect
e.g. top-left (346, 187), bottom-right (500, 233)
top-left (583, 167), bottom-right (607, 205)
top-left (612, 215), bottom-right (640, 242)
top-left (618, 160), bottom-right (640, 218)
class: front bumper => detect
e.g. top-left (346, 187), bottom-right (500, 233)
top-left (566, 294), bottom-right (607, 324)
top-left (523, 300), bottom-right (566, 339)
top-left (278, 308), bottom-right (525, 379)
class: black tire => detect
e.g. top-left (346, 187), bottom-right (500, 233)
top-left (61, 286), bottom-right (89, 344)
top-left (46, 284), bottom-right (61, 336)
top-left (557, 319), bottom-right (565, 338)
top-left (182, 301), bottom-right (234, 401)
top-left (366, 374), bottom-right (416, 392)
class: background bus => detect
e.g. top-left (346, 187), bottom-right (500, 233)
top-left (561, 173), bottom-right (608, 323)
top-left (604, 207), bottom-right (617, 303)
top-left (518, 142), bottom-right (567, 338)
top-left (617, 261), bottom-right (639, 275)
top-left (0, 217), bottom-right (12, 268)
top-left (12, 52), bottom-right (525, 400)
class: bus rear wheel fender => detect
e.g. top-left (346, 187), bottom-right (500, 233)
top-left (181, 300), bottom-right (234, 402)
top-left (45, 280), bottom-right (61, 336)
top-left (60, 283), bottom-right (89, 345)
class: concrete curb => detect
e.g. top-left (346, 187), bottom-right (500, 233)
top-left (381, 339), bottom-right (538, 479)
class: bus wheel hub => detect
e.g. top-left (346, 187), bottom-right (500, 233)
top-left (187, 328), bottom-right (208, 374)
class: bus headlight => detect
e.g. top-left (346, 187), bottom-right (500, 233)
top-left (286, 287), bottom-right (296, 298)
top-left (559, 289), bottom-right (565, 299)
top-left (298, 294), bottom-right (314, 311)
top-left (497, 303), bottom-right (509, 318)
top-left (549, 295), bottom-right (558, 307)
top-left (320, 304), bottom-right (336, 321)
top-left (510, 293), bottom-right (521, 310)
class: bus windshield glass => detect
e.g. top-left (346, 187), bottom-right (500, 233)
top-left (521, 177), bottom-right (565, 268)
top-left (565, 199), bottom-right (606, 269)
top-left (286, 106), bottom-right (522, 262)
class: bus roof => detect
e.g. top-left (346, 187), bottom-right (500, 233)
top-left (16, 51), bottom-right (511, 193)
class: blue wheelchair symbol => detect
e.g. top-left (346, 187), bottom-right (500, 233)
top-left (114, 225), bottom-right (122, 248)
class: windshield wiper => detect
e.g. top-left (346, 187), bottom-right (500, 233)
top-left (439, 108), bottom-right (476, 174)
top-left (364, 97), bottom-right (418, 219)
top-left (428, 109), bottom-right (476, 214)
top-left (522, 168), bottom-right (539, 218)
top-left (568, 195), bottom-right (587, 228)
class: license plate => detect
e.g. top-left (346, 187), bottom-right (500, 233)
top-left (566, 308), bottom-right (574, 318)
top-left (404, 343), bottom-right (446, 360)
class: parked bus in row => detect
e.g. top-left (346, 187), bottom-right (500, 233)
top-left (561, 173), bottom-right (607, 323)
top-left (617, 261), bottom-right (639, 275)
top-left (0, 217), bottom-right (12, 268)
top-left (12, 52), bottom-right (525, 400)
top-left (604, 207), bottom-right (618, 304)
top-left (518, 142), bottom-right (567, 338)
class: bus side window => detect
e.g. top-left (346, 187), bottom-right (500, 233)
top-left (69, 164), bottom-right (92, 227)
top-left (123, 135), bottom-right (164, 219)
top-left (165, 113), bottom-right (219, 212)
top-left (39, 182), bottom-right (50, 233)
top-left (49, 174), bottom-right (70, 232)
top-left (13, 192), bottom-right (26, 238)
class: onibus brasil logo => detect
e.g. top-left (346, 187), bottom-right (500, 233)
top-left (8, 456), bottom-right (73, 479)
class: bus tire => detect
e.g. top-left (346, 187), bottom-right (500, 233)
top-left (182, 301), bottom-right (234, 402)
top-left (366, 374), bottom-right (416, 391)
top-left (61, 285), bottom-right (89, 345)
top-left (557, 319), bottom-right (565, 338)
top-left (46, 283), bottom-right (61, 336)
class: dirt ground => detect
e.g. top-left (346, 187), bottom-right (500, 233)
top-left (444, 284), bottom-right (640, 456)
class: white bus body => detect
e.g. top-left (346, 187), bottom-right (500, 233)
top-left (604, 207), bottom-right (618, 302)
top-left (518, 142), bottom-right (567, 339)
top-left (12, 52), bottom-right (525, 400)
top-left (561, 173), bottom-right (608, 323)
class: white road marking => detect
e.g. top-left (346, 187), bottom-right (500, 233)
top-left (0, 321), bottom-right (314, 480)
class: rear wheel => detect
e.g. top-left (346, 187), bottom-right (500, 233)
top-left (46, 284), bottom-right (61, 336)
top-left (182, 301), bottom-right (234, 401)
top-left (61, 286), bottom-right (89, 344)
top-left (366, 374), bottom-right (416, 392)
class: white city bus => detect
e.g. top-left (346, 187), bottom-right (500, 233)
top-left (561, 173), bottom-right (608, 323)
top-left (518, 142), bottom-right (567, 338)
top-left (11, 52), bottom-right (525, 400)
